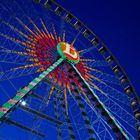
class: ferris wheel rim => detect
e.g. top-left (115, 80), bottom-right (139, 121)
top-left (0, 0), bottom-right (139, 139)
top-left (33, 0), bottom-right (140, 137)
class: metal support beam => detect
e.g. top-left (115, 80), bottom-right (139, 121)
top-left (44, 77), bottom-right (64, 91)
top-left (19, 105), bottom-right (62, 125)
top-left (0, 58), bottom-right (63, 119)
top-left (31, 93), bottom-right (43, 101)
top-left (5, 118), bottom-right (45, 137)
top-left (70, 65), bottom-right (130, 140)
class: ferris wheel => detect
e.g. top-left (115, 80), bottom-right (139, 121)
top-left (0, 0), bottom-right (140, 140)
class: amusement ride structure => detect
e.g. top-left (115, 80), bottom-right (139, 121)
top-left (0, 0), bottom-right (140, 140)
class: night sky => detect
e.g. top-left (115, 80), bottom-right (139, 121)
top-left (57, 0), bottom-right (140, 98)
top-left (0, 0), bottom-right (139, 139)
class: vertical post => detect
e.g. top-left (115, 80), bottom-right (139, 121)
top-left (53, 91), bottom-right (63, 140)
top-left (70, 81), bottom-right (96, 140)
top-left (58, 91), bottom-right (76, 140)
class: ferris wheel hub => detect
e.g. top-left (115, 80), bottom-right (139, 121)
top-left (57, 42), bottom-right (80, 64)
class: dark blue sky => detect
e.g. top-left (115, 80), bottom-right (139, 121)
top-left (0, 1), bottom-right (139, 139)
top-left (57, 0), bottom-right (140, 98)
